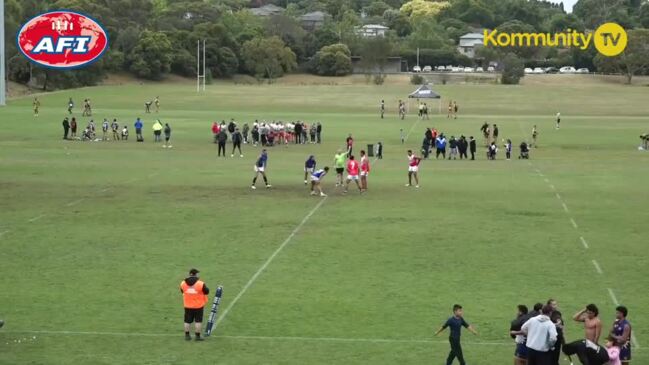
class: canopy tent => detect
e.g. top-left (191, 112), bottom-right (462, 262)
top-left (407, 84), bottom-right (442, 114)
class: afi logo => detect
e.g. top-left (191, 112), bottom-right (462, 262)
top-left (17, 10), bottom-right (109, 69)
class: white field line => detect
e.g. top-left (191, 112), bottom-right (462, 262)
top-left (549, 184), bottom-right (556, 190)
top-left (555, 193), bottom-right (562, 201)
top-left (579, 236), bottom-right (589, 249)
top-left (404, 118), bottom-right (422, 143)
top-left (147, 172), bottom-right (159, 178)
top-left (544, 178), bottom-right (550, 183)
top-left (66, 199), bottom-right (84, 207)
top-left (561, 202), bottom-right (569, 213)
top-left (216, 198), bottom-right (327, 326)
top-left (28, 214), bottom-right (46, 223)
top-left (0, 230), bottom-right (9, 237)
top-left (4, 330), bottom-right (512, 346)
top-left (570, 218), bottom-right (578, 229)
top-left (100, 187), bottom-right (112, 193)
top-left (591, 260), bottom-right (603, 274)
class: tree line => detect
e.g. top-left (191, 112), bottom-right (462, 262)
top-left (4, 0), bottom-right (649, 89)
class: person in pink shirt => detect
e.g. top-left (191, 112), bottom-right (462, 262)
top-left (344, 155), bottom-right (362, 194)
top-left (359, 150), bottom-right (370, 192)
top-left (605, 335), bottom-right (621, 365)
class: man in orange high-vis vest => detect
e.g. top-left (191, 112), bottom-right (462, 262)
top-left (180, 268), bottom-right (209, 341)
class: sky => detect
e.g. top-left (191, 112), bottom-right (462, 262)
top-left (551, 0), bottom-right (578, 13)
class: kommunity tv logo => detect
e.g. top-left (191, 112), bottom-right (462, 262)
top-left (483, 22), bottom-right (628, 57)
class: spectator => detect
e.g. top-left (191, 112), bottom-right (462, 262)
top-left (242, 123), bottom-right (250, 144)
top-left (152, 119), bottom-right (163, 142)
top-left (135, 118), bottom-right (144, 142)
top-left (217, 129), bottom-right (228, 157)
top-left (469, 136), bottom-right (477, 160)
top-left (211, 122), bottom-right (219, 143)
top-left (316, 123), bottom-right (322, 143)
top-left (62, 117), bottom-right (70, 140)
top-left (70, 117), bottom-right (77, 138)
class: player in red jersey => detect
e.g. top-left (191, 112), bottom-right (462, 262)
top-left (344, 155), bottom-right (362, 194)
top-left (359, 150), bottom-right (370, 192)
top-left (406, 150), bottom-right (421, 188)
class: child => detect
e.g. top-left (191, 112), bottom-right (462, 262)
top-left (505, 139), bottom-right (512, 160)
top-left (435, 304), bottom-right (478, 365)
top-left (121, 126), bottom-right (129, 140)
top-left (606, 335), bottom-right (621, 365)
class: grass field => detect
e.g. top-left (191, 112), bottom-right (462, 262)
top-left (1, 75), bottom-right (648, 364)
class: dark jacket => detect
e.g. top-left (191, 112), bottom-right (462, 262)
top-left (458, 138), bottom-right (468, 152)
top-left (227, 122), bottom-right (235, 133)
top-left (62, 119), bottom-right (70, 129)
top-left (217, 130), bottom-right (228, 143)
top-left (232, 131), bottom-right (242, 143)
top-left (469, 140), bottom-right (477, 152)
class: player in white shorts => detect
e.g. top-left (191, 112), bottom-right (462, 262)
top-left (310, 167), bottom-right (329, 196)
top-left (406, 150), bottom-right (421, 188)
top-left (344, 155), bottom-right (362, 194)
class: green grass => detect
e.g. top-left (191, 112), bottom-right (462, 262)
top-left (1, 76), bottom-right (648, 364)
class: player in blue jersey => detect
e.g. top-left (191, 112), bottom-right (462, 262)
top-left (310, 167), bottom-right (329, 197)
top-left (304, 155), bottom-right (317, 185)
top-left (611, 306), bottom-right (632, 365)
top-left (251, 149), bottom-right (271, 190)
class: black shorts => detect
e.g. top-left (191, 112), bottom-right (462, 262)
top-left (336, 167), bottom-right (344, 174)
top-left (184, 307), bottom-right (204, 323)
top-left (165, 135), bottom-right (170, 141)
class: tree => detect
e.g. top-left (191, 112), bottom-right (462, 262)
top-left (363, 1), bottom-right (392, 16)
top-left (128, 31), bottom-right (174, 80)
top-left (573, 0), bottom-right (634, 29)
top-left (406, 18), bottom-right (450, 50)
top-left (241, 36), bottom-right (297, 81)
top-left (501, 53), bottom-right (525, 84)
top-left (312, 44), bottom-right (353, 76)
top-left (639, 3), bottom-right (649, 28)
top-left (384, 10), bottom-right (413, 37)
top-left (494, 20), bottom-right (538, 59)
top-left (400, 0), bottom-right (450, 18)
top-left (547, 13), bottom-right (585, 33)
top-left (357, 36), bottom-right (394, 80)
top-left (593, 29), bottom-right (649, 84)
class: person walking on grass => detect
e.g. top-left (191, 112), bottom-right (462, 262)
top-left (435, 304), bottom-right (478, 365)
top-left (251, 149), bottom-right (271, 189)
top-left (469, 136), bottom-right (477, 160)
top-left (217, 128), bottom-right (228, 157)
top-left (135, 117), bottom-right (144, 142)
top-left (304, 155), bottom-right (317, 185)
top-left (532, 125), bottom-right (538, 147)
top-left (180, 268), bottom-right (209, 341)
top-left (231, 127), bottom-right (243, 157)
top-left (67, 97), bottom-right (74, 114)
top-left (406, 150), bottom-right (421, 188)
top-left (33, 97), bottom-right (40, 117)
top-left (62, 117), bottom-right (70, 140)
top-left (163, 123), bottom-right (172, 148)
top-left (153, 119), bottom-right (163, 142)
top-left (512, 304), bottom-right (557, 365)
top-left (333, 149), bottom-right (347, 187)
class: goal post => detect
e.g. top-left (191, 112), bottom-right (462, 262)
top-left (196, 39), bottom-right (206, 92)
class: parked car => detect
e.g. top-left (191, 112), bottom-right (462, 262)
top-left (436, 66), bottom-right (445, 71)
top-left (533, 67), bottom-right (545, 74)
top-left (452, 67), bottom-right (463, 72)
top-left (487, 66), bottom-right (495, 72)
top-left (576, 68), bottom-right (590, 73)
top-left (524, 68), bottom-right (534, 74)
top-left (559, 66), bottom-right (576, 73)
top-left (475, 67), bottom-right (484, 72)
top-left (545, 67), bottom-right (559, 74)
top-left (413, 65), bottom-right (421, 72)
top-left (422, 65), bottom-right (432, 72)
top-left (463, 67), bottom-right (474, 73)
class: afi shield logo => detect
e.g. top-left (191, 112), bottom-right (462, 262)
top-left (17, 10), bottom-right (109, 69)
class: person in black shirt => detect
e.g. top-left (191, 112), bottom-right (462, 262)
top-left (458, 136), bottom-right (468, 159)
top-left (548, 298), bottom-right (565, 365)
top-left (469, 136), bottom-right (477, 160)
top-left (316, 123), bottom-right (322, 143)
top-left (294, 123), bottom-right (303, 144)
top-left (62, 117), bottom-right (70, 140)
top-left (231, 127), bottom-right (243, 157)
top-left (435, 304), bottom-right (478, 365)
top-left (493, 124), bottom-right (499, 141)
top-left (217, 129), bottom-right (228, 157)
top-left (376, 142), bottom-right (383, 159)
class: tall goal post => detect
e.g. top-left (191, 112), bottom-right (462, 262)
top-left (1, 0), bottom-right (6, 106)
top-left (196, 39), bottom-right (206, 92)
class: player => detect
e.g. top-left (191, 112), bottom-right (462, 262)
top-left (67, 97), bottom-right (74, 114)
top-left (344, 155), bottom-right (362, 194)
top-left (304, 155), bottom-right (317, 184)
top-left (611, 306), bottom-right (632, 365)
top-left (251, 149), bottom-right (271, 190)
top-left (532, 125), bottom-right (538, 147)
top-left (398, 100), bottom-right (406, 119)
top-left (346, 134), bottom-right (354, 157)
top-left (333, 149), bottom-right (347, 186)
top-left (111, 119), bottom-right (120, 140)
top-left (380, 100), bottom-right (385, 119)
top-left (310, 167), bottom-right (329, 197)
top-left (504, 139), bottom-right (512, 160)
top-left (102, 119), bottom-right (109, 141)
top-left (33, 97), bottom-right (40, 117)
top-left (406, 150), bottom-right (420, 188)
top-left (164, 123), bottom-right (172, 148)
top-left (556, 112), bottom-right (561, 129)
top-left (359, 150), bottom-right (370, 192)
top-left (453, 101), bottom-right (458, 119)
top-left (145, 100), bottom-right (152, 113)
top-left (400, 128), bottom-right (405, 144)
top-left (573, 304), bottom-right (602, 343)
top-left (447, 101), bottom-right (453, 118)
top-left (155, 96), bottom-right (160, 113)
top-left (434, 304), bottom-right (478, 365)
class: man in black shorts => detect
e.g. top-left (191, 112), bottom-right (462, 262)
top-left (180, 268), bottom-right (210, 341)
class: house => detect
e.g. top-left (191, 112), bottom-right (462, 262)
top-left (300, 11), bottom-right (330, 31)
top-left (457, 32), bottom-right (484, 58)
top-left (249, 4), bottom-right (285, 17)
top-left (356, 24), bottom-right (389, 37)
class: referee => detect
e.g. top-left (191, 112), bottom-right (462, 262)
top-left (180, 268), bottom-right (209, 341)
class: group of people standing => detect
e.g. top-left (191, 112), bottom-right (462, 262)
top-left (509, 300), bottom-right (632, 365)
top-left (421, 128), bottom-right (478, 161)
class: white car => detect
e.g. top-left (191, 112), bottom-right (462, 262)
top-left (524, 68), bottom-right (534, 74)
top-left (576, 68), bottom-right (590, 73)
top-left (463, 67), bottom-right (474, 73)
top-left (413, 65), bottom-right (421, 72)
top-left (559, 66), bottom-right (576, 73)
top-left (422, 66), bottom-right (432, 72)
top-left (452, 67), bottom-right (463, 72)
top-left (436, 66), bottom-right (445, 71)
top-left (475, 67), bottom-right (484, 72)
top-left (487, 66), bottom-right (495, 72)
top-left (533, 67), bottom-right (545, 74)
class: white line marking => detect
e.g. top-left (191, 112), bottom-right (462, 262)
top-left (592, 260), bottom-right (603, 274)
top-left (28, 214), bottom-right (46, 222)
top-left (555, 193), bottom-right (562, 201)
top-left (404, 118), bottom-right (422, 143)
top-left (549, 184), bottom-right (556, 190)
top-left (216, 198), bottom-right (328, 326)
top-left (608, 288), bottom-right (619, 305)
top-left (544, 178), bottom-right (549, 183)
top-left (4, 330), bottom-right (512, 346)
top-left (580, 236), bottom-right (589, 249)
top-left (66, 199), bottom-right (84, 207)
top-left (632, 333), bottom-right (640, 349)
top-left (100, 187), bottom-right (112, 192)
top-left (147, 172), bottom-right (159, 178)
top-left (0, 230), bottom-right (9, 237)
top-left (570, 218), bottom-right (578, 229)
top-left (561, 202), bottom-right (569, 213)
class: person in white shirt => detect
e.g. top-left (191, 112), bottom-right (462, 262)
top-left (513, 305), bottom-right (557, 365)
